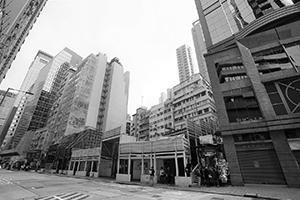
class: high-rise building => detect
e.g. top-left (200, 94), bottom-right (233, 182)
top-left (201, 2), bottom-right (300, 187)
top-left (192, 20), bottom-right (209, 82)
top-left (194, 0), bottom-right (298, 47)
top-left (176, 44), bottom-right (196, 83)
top-left (159, 92), bottom-right (167, 104)
top-left (0, 50), bottom-right (53, 148)
top-left (0, 90), bottom-right (16, 142)
top-left (42, 54), bottom-right (130, 178)
top-left (0, 0), bottom-right (48, 84)
top-left (1, 48), bottom-right (82, 150)
top-left (49, 54), bottom-right (130, 143)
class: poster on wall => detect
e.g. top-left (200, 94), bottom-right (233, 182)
top-left (288, 139), bottom-right (300, 150)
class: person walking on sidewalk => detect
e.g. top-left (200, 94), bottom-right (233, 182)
top-left (159, 166), bottom-right (165, 183)
top-left (195, 166), bottom-right (201, 187)
top-left (149, 166), bottom-right (155, 186)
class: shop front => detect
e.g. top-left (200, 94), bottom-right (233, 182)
top-left (236, 142), bottom-right (286, 184)
top-left (116, 134), bottom-right (192, 186)
top-left (67, 147), bottom-right (102, 177)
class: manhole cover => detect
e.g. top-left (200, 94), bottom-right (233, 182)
top-left (152, 195), bottom-right (161, 198)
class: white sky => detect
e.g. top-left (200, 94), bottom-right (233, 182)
top-left (0, 0), bottom-right (199, 115)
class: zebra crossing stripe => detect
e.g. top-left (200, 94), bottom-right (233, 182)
top-left (76, 195), bottom-right (89, 200)
top-left (34, 192), bottom-right (89, 200)
top-left (56, 192), bottom-right (78, 198)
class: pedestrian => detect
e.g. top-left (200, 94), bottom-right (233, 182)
top-left (159, 166), bottom-right (165, 183)
top-left (149, 166), bottom-right (155, 186)
top-left (195, 166), bottom-right (201, 187)
top-left (185, 162), bottom-right (191, 177)
top-left (166, 166), bottom-right (171, 184)
top-left (204, 165), bottom-right (211, 187)
top-left (211, 166), bottom-right (220, 187)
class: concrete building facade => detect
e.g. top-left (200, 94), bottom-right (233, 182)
top-left (173, 73), bottom-right (218, 131)
top-left (192, 20), bottom-right (209, 82)
top-left (176, 44), bottom-right (197, 83)
top-left (201, 2), bottom-right (300, 187)
top-left (0, 0), bottom-right (48, 84)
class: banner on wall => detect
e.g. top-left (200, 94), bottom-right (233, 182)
top-left (199, 135), bottom-right (214, 144)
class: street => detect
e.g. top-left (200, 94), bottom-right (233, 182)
top-left (0, 170), bottom-right (253, 200)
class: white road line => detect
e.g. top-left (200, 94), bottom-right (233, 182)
top-left (35, 193), bottom-right (90, 200)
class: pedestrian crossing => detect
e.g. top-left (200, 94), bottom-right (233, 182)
top-left (35, 192), bottom-right (90, 200)
top-left (0, 176), bottom-right (13, 185)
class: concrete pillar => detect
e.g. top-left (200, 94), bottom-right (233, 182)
top-left (183, 151), bottom-right (187, 177)
top-left (97, 147), bottom-right (102, 178)
top-left (128, 154), bottom-right (131, 175)
top-left (175, 138), bottom-right (179, 177)
top-left (76, 159), bottom-right (80, 172)
top-left (84, 159), bottom-right (87, 172)
top-left (68, 160), bottom-right (72, 172)
top-left (91, 159), bottom-right (94, 176)
top-left (223, 135), bottom-right (244, 186)
top-left (270, 130), bottom-right (300, 188)
top-left (141, 155), bottom-right (144, 175)
top-left (237, 41), bottom-right (276, 120)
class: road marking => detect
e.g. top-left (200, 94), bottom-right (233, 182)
top-left (0, 177), bottom-right (13, 185)
top-left (35, 192), bottom-right (90, 200)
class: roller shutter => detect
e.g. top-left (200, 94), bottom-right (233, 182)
top-left (237, 150), bottom-right (286, 184)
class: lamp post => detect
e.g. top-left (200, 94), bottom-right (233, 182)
top-left (0, 87), bottom-right (34, 107)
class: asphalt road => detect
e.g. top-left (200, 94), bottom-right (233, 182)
top-left (0, 170), bottom-right (253, 200)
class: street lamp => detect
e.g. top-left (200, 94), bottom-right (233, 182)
top-left (0, 87), bottom-right (34, 107)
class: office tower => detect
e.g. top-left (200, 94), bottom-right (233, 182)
top-left (159, 92), bottom-right (167, 104)
top-left (176, 44), bottom-right (196, 83)
top-left (0, 50), bottom-right (53, 148)
top-left (0, 0), bottom-right (48, 84)
top-left (203, 2), bottom-right (300, 187)
top-left (194, 0), bottom-right (297, 47)
top-left (44, 54), bottom-right (130, 178)
top-left (0, 90), bottom-right (16, 143)
top-left (192, 20), bottom-right (209, 82)
top-left (50, 54), bottom-right (130, 142)
top-left (1, 48), bottom-right (82, 150)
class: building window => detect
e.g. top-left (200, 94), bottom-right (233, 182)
top-left (119, 159), bottom-right (128, 174)
top-left (224, 95), bottom-right (263, 123)
top-left (233, 132), bottom-right (271, 143)
top-left (265, 77), bottom-right (300, 115)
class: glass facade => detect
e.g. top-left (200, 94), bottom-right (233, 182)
top-left (196, 0), bottom-right (297, 45)
top-left (2, 48), bottom-right (82, 150)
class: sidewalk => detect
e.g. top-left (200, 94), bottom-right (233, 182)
top-left (40, 171), bottom-right (300, 200)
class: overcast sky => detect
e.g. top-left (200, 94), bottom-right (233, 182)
top-left (0, 0), bottom-right (199, 115)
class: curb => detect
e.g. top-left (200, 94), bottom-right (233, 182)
top-left (27, 171), bottom-right (283, 200)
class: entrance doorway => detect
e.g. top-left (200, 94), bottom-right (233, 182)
top-left (163, 159), bottom-right (175, 184)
